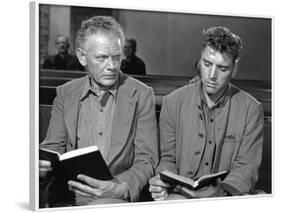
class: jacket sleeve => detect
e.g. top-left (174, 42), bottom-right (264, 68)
top-left (156, 96), bottom-right (178, 174)
top-left (221, 102), bottom-right (264, 195)
top-left (115, 87), bottom-right (159, 201)
top-left (40, 86), bottom-right (67, 154)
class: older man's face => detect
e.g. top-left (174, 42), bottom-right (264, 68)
top-left (83, 32), bottom-right (122, 90)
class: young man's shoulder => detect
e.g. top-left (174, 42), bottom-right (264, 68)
top-left (230, 83), bottom-right (262, 107)
top-left (165, 81), bottom-right (199, 101)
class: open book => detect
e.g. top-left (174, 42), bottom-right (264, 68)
top-left (159, 170), bottom-right (228, 190)
top-left (39, 145), bottom-right (113, 181)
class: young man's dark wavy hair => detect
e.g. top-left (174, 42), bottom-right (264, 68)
top-left (202, 26), bottom-right (243, 62)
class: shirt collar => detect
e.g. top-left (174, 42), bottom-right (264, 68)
top-left (80, 75), bottom-right (119, 101)
top-left (199, 83), bottom-right (231, 109)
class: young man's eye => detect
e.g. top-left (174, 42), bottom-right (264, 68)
top-left (219, 67), bottom-right (228, 72)
top-left (204, 62), bottom-right (211, 67)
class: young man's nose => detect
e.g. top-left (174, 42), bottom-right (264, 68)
top-left (209, 66), bottom-right (217, 79)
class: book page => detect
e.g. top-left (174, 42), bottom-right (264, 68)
top-left (197, 170), bottom-right (228, 183)
top-left (59, 145), bottom-right (99, 161)
top-left (160, 170), bottom-right (196, 187)
top-left (39, 147), bottom-right (60, 155)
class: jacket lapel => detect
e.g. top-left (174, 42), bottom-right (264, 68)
top-left (107, 75), bottom-right (137, 166)
top-left (64, 77), bottom-right (87, 149)
top-left (190, 85), bottom-right (207, 176)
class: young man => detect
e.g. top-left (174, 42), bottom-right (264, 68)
top-left (149, 26), bottom-right (264, 200)
top-left (39, 16), bottom-right (158, 206)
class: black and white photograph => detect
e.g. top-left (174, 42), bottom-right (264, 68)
top-left (32, 1), bottom-right (273, 210)
top-left (25, 0), bottom-right (276, 212)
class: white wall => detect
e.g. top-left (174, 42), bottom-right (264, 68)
top-left (118, 10), bottom-right (271, 81)
top-left (45, 6), bottom-right (271, 81)
top-left (48, 5), bottom-right (71, 55)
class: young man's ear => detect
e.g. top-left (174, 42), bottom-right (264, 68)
top-left (76, 48), bottom-right (87, 66)
top-left (231, 59), bottom-right (239, 78)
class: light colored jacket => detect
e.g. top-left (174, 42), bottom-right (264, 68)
top-left (40, 72), bottom-right (159, 201)
top-left (157, 82), bottom-right (264, 195)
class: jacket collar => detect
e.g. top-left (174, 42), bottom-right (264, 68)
top-left (80, 75), bottom-right (119, 101)
top-left (198, 83), bottom-right (232, 110)
top-left (106, 72), bottom-right (138, 165)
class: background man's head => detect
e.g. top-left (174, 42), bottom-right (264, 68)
top-left (55, 35), bottom-right (70, 55)
top-left (124, 39), bottom-right (137, 59)
top-left (198, 26), bottom-right (243, 99)
top-left (75, 16), bottom-right (125, 90)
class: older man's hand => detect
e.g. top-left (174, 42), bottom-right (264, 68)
top-left (68, 174), bottom-right (129, 200)
top-left (39, 160), bottom-right (53, 178)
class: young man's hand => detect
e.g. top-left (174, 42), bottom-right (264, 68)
top-left (149, 174), bottom-right (170, 201)
top-left (176, 178), bottom-right (226, 198)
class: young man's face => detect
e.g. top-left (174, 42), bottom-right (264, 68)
top-left (79, 32), bottom-right (122, 90)
top-left (198, 45), bottom-right (237, 99)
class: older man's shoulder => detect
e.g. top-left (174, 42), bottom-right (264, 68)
top-left (57, 76), bottom-right (88, 95)
top-left (121, 73), bottom-right (152, 92)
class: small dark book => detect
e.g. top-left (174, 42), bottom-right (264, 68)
top-left (39, 145), bottom-right (113, 181)
top-left (160, 170), bottom-right (228, 190)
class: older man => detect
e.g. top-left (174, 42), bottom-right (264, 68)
top-left (43, 34), bottom-right (84, 71)
top-left (149, 26), bottom-right (264, 200)
top-left (40, 16), bottom-right (158, 207)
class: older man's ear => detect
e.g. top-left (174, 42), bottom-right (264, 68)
top-left (76, 48), bottom-right (87, 67)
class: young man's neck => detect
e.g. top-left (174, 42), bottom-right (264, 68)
top-left (203, 85), bottom-right (228, 109)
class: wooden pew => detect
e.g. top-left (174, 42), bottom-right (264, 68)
top-left (39, 69), bottom-right (271, 117)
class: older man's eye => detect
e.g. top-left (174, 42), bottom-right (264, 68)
top-left (96, 56), bottom-right (108, 61)
top-left (112, 55), bottom-right (121, 61)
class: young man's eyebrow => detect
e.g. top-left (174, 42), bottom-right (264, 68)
top-left (203, 58), bottom-right (212, 63)
top-left (218, 64), bottom-right (230, 69)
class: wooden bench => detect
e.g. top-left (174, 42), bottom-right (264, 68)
top-left (39, 69), bottom-right (271, 117)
